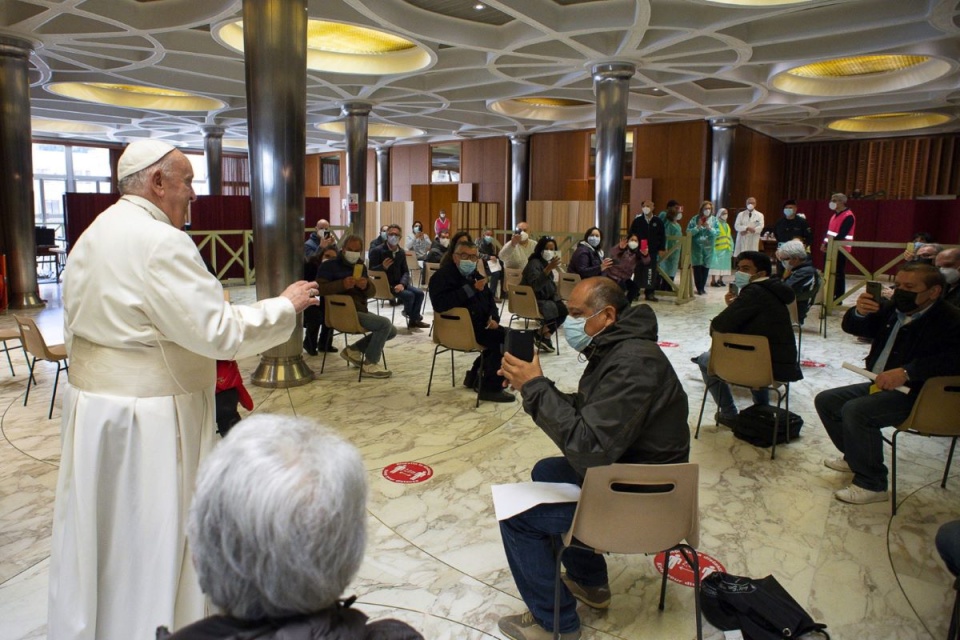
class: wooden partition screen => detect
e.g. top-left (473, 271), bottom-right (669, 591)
top-left (363, 202), bottom-right (414, 247)
top-left (452, 202), bottom-right (499, 238)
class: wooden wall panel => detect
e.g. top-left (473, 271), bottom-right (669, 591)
top-left (462, 137), bottom-right (508, 223)
top-left (529, 131), bottom-right (591, 200)
top-left (430, 184), bottom-right (459, 231)
top-left (411, 184), bottom-right (430, 228)
top-left (305, 155), bottom-right (321, 197)
top-left (390, 144), bottom-right (430, 202)
top-left (633, 121), bottom-right (709, 214)
top-left (784, 133), bottom-right (960, 200)
top-left (729, 126), bottom-right (786, 216)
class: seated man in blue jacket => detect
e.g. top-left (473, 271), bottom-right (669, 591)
top-left (816, 263), bottom-right (960, 505)
top-left (428, 238), bottom-right (513, 403)
top-left (497, 277), bottom-right (690, 640)
top-left (369, 224), bottom-right (429, 331)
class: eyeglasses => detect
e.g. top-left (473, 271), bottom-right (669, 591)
top-left (455, 253), bottom-right (478, 262)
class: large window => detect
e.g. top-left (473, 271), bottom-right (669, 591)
top-left (430, 143), bottom-right (461, 183)
top-left (33, 142), bottom-right (111, 234)
top-left (321, 155), bottom-right (340, 186)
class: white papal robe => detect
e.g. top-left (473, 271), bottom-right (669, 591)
top-left (48, 195), bottom-right (296, 640)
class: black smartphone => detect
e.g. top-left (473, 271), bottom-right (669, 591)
top-left (866, 280), bottom-right (882, 301)
top-left (728, 283), bottom-right (739, 296)
top-left (504, 329), bottom-right (536, 362)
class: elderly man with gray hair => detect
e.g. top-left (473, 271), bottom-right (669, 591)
top-left (777, 239), bottom-right (819, 323)
top-left (158, 414), bottom-right (423, 640)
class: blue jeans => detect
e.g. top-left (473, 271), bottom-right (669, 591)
top-left (353, 311), bottom-right (397, 364)
top-left (696, 351), bottom-right (769, 417)
top-left (937, 520), bottom-right (960, 577)
top-left (815, 382), bottom-right (915, 492)
top-left (397, 285), bottom-right (425, 322)
top-left (498, 457), bottom-right (607, 634)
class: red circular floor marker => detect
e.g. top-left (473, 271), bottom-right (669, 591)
top-left (658, 341), bottom-right (680, 348)
top-left (653, 550), bottom-right (725, 587)
top-left (382, 462), bottom-right (434, 484)
top-left (800, 359), bottom-right (826, 368)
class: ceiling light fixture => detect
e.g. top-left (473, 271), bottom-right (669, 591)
top-left (475, 3), bottom-right (486, 9)
top-left (315, 122), bottom-right (424, 139)
top-left (216, 19), bottom-right (432, 75)
top-left (45, 82), bottom-right (224, 111)
top-left (489, 96), bottom-right (594, 121)
top-left (701, 0), bottom-right (817, 5)
top-left (31, 117), bottom-right (111, 135)
top-left (828, 112), bottom-right (952, 133)
top-left (771, 54), bottom-right (950, 97)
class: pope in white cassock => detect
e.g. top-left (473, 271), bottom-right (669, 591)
top-left (47, 140), bottom-right (320, 640)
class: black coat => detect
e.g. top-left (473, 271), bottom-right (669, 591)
top-left (520, 304), bottom-right (690, 477)
top-left (773, 216), bottom-right (812, 246)
top-left (841, 298), bottom-right (960, 394)
top-left (629, 214), bottom-right (667, 253)
top-left (368, 243), bottom-right (411, 288)
top-left (521, 255), bottom-right (560, 302)
top-left (428, 260), bottom-right (499, 332)
top-left (710, 278), bottom-right (802, 383)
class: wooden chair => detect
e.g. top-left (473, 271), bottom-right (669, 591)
top-left (507, 284), bottom-right (560, 355)
top-left (0, 327), bottom-right (24, 376)
top-left (694, 332), bottom-right (791, 459)
top-left (320, 295), bottom-right (386, 382)
top-left (14, 316), bottom-right (69, 419)
top-left (558, 272), bottom-right (581, 302)
top-left (553, 463), bottom-right (702, 640)
top-left (427, 307), bottom-right (485, 408)
top-left (367, 271), bottom-right (397, 323)
top-left (889, 376), bottom-right (960, 516)
top-left (405, 251), bottom-right (422, 285)
top-left (500, 267), bottom-right (524, 315)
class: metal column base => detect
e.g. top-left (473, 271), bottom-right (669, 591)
top-left (8, 292), bottom-right (45, 309)
top-left (251, 355), bottom-right (315, 388)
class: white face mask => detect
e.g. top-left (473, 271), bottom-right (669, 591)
top-left (520, 231), bottom-right (529, 242)
top-left (642, 207), bottom-right (652, 216)
top-left (541, 249), bottom-right (555, 262)
top-left (627, 240), bottom-right (639, 250)
top-left (746, 203), bottom-right (755, 211)
top-left (829, 201), bottom-right (839, 211)
top-left (439, 238), bottom-right (450, 248)
top-left (676, 214), bottom-right (682, 222)
top-left (941, 267), bottom-right (960, 286)
top-left (343, 250), bottom-right (362, 264)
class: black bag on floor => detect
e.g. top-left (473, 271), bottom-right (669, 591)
top-left (701, 572), bottom-right (830, 640)
top-left (733, 404), bottom-right (802, 448)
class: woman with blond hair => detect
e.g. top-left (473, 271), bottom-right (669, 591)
top-left (687, 200), bottom-right (718, 295)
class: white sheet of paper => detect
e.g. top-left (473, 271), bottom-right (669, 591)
top-left (841, 361), bottom-right (910, 394)
top-left (491, 482), bottom-right (581, 521)
top-left (487, 258), bottom-right (502, 273)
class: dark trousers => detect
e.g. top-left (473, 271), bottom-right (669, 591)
top-left (499, 457), bottom-right (606, 634)
top-left (473, 326), bottom-right (507, 391)
top-left (814, 382), bottom-right (916, 491)
top-left (618, 278), bottom-right (639, 302)
top-left (303, 305), bottom-right (331, 351)
top-left (693, 265), bottom-right (710, 294)
top-left (634, 254), bottom-right (659, 295)
top-left (833, 252), bottom-right (848, 300)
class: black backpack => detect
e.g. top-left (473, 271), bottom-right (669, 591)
top-left (701, 572), bottom-right (829, 640)
top-left (733, 405), bottom-right (803, 448)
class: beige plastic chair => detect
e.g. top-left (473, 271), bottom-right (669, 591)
top-left (367, 271), bottom-right (397, 323)
top-left (405, 251), bottom-right (422, 285)
top-left (558, 272), bottom-right (581, 302)
top-left (694, 332), bottom-right (791, 459)
top-left (427, 307), bottom-right (485, 408)
top-left (507, 284), bottom-right (560, 355)
top-left (808, 269), bottom-right (827, 338)
top-left (554, 463), bottom-right (702, 640)
top-left (787, 299), bottom-right (802, 366)
top-left (320, 295), bottom-right (385, 382)
top-left (0, 327), bottom-right (23, 376)
top-left (14, 316), bottom-right (68, 419)
top-left (500, 267), bottom-right (524, 314)
top-left (889, 376), bottom-right (960, 516)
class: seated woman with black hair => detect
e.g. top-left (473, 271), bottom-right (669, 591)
top-left (520, 236), bottom-right (568, 353)
top-left (567, 226), bottom-right (612, 278)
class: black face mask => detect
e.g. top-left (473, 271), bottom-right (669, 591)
top-left (892, 288), bottom-right (921, 313)
top-left (915, 257), bottom-right (934, 265)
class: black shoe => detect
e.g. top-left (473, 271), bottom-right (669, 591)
top-left (535, 334), bottom-right (555, 353)
top-left (717, 279), bottom-right (726, 286)
top-left (408, 319), bottom-right (430, 330)
top-left (690, 356), bottom-right (699, 364)
top-left (479, 389), bottom-right (516, 403)
top-left (302, 339), bottom-right (319, 356)
top-left (389, 299), bottom-right (399, 306)
top-left (463, 369), bottom-right (478, 389)
top-left (645, 295), bottom-right (659, 302)
top-left (716, 413), bottom-right (739, 429)
top-left (322, 344), bottom-right (338, 353)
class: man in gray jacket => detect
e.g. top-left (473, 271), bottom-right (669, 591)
top-left (497, 277), bottom-right (690, 640)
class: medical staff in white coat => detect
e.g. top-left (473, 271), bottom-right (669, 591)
top-left (733, 196), bottom-right (764, 256)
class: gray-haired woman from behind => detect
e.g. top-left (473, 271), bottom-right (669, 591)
top-left (157, 415), bottom-right (424, 640)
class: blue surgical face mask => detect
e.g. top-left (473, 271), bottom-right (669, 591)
top-left (380, 231), bottom-right (388, 240)
top-left (483, 235), bottom-right (493, 243)
top-left (562, 308), bottom-right (605, 352)
top-left (734, 271), bottom-right (753, 289)
top-left (387, 234), bottom-right (400, 247)
top-left (457, 259), bottom-right (477, 277)
top-left (587, 235), bottom-right (601, 248)
top-left (780, 260), bottom-right (792, 272)
top-left (914, 241), bottom-right (923, 250)
top-left (784, 208), bottom-right (795, 217)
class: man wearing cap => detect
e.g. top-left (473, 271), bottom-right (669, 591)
top-left (48, 140), bottom-right (319, 640)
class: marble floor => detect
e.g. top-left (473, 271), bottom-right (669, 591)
top-left (1, 280), bottom-right (958, 640)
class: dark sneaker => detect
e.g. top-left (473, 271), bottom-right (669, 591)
top-left (408, 319), bottom-right (430, 329)
top-left (561, 575), bottom-right (611, 609)
top-left (497, 612), bottom-right (580, 640)
top-left (716, 412), bottom-right (738, 429)
top-left (535, 334), bottom-right (555, 353)
top-left (479, 389), bottom-right (515, 403)
top-left (302, 339), bottom-right (318, 356)
top-left (463, 369), bottom-right (478, 389)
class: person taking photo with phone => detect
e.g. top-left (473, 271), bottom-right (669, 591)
top-left (495, 277), bottom-right (689, 640)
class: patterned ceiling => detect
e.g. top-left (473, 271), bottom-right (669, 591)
top-left (4, 0), bottom-right (960, 152)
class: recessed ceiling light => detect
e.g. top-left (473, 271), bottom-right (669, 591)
top-left (315, 122), bottom-right (424, 139)
top-left (701, 0), bottom-right (817, 5)
top-left (828, 112), bottom-right (952, 133)
top-left (771, 54), bottom-right (951, 97)
top-left (216, 19), bottom-right (432, 75)
top-left (46, 82), bottom-right (224, 111)
top-left (489, 96), bottom-right (594, 121)
top-left (475, 3), bottom-right (486, 9)
top-left (31, 117), bottom-right (111, 135)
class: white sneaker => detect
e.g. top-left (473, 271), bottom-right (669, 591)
top-left (340, 346), bottom-right (363, 366)
top-left (835, 484), bottom-right (889, 505)
top-left (361, 361), bottom-right (392, 378)
top-left (824, 457), bottom-right (851, 472)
